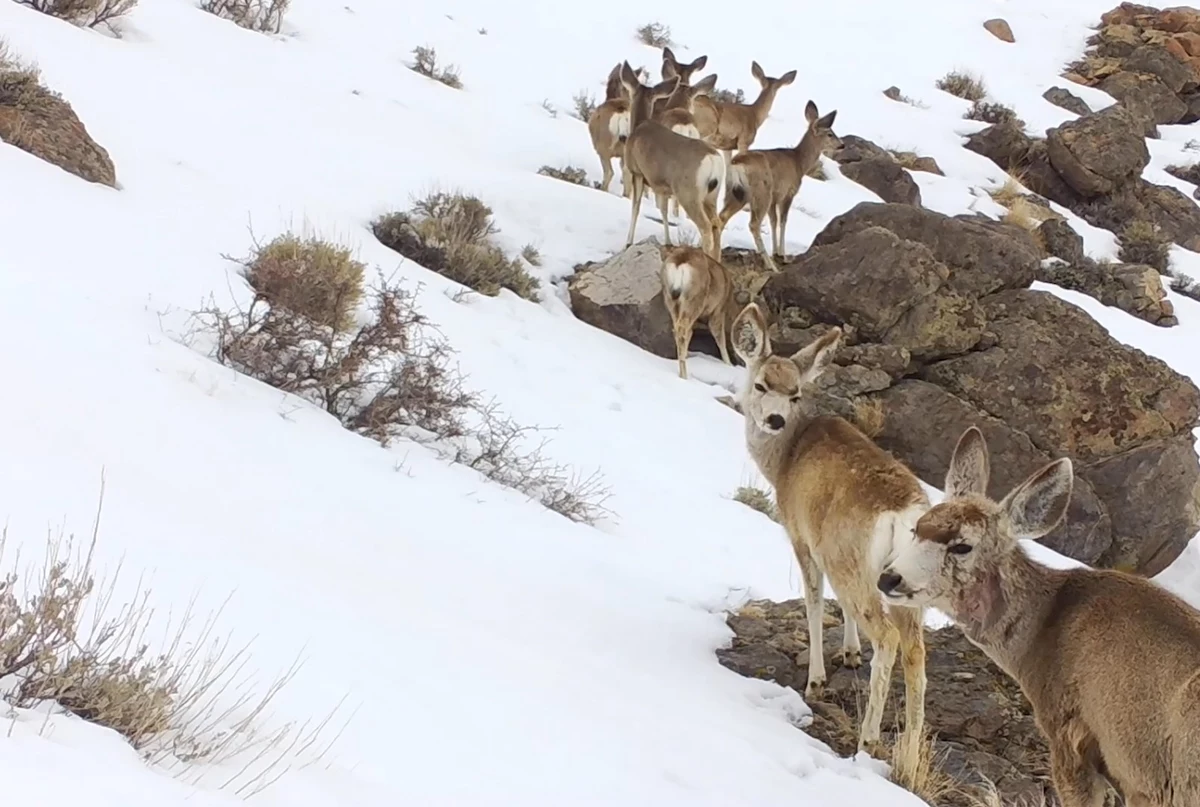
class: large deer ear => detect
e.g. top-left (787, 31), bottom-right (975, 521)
top-left (816, 109), bottom-right (838, 130)
top-left (619, 61), bottom-right (640, 91)
top-left (732, 303), bottom-right (770, 365)
top-left (790, 327), bottom-right (841, 386)
top-left (650, 75), bottom-right (680, 100)
top-left (688, 54), bottom-right (708, 72)
top-left (999, 458), bottom-right (1074, 541)
top-left (804, 100), bottom-right (818, 123)
top-left (778, 69), bottom-right (797, 86)
top-left (750, 61), bottom-right (766, 82)
top-left (691, 74), bottom-right (718, 96)
top-left (661, 59), bottom-right (678, 81)
top-left (945, 427), bottom-right (989, 499)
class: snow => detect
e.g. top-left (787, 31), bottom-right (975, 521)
top-left (1, 0), bottom-right (1200, 803)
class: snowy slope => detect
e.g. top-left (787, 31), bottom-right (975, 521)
top-left (1, 0), bottom-right (1200, 804)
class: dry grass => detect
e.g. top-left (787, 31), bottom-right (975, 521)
top-left (850, 396), bottom-right (884, 439)
top-left (0, 485), bottom-right (348, 796)
top-left (965, 100), bottom-right (1023, 127)
top-left (1118, 219), bottom-right (1171, 272)
top-left (1002, 196), bottom-right (1044, 232)
top-left (635, 21), bottom-right (673, 48)
top-left (409, 46), bottom-right (462, 89)
top-left (806, 161), bottom-right (827, 181)
top-left (12, 0), bottom-right (135, 30)
top-left (199, 0), bottom-right (288, 33)
top-left (372, 191), bottom-right (539, 300)
top-left (710, 87), bottom-right (745, 105)
top-left (890, 150), bottom-right (922, 170)
top-left (936, 71), bottom-right (987, 102)
top-left (572, 90), bottom-right (597, 121)
top-left (891, 733), bottom-right (1024, 806)
top-left (236, 230), bottom-right (365, 333)
top-left (538, 164), bottom-right (590, 186)
top-left (733, 486), bottom-right (778, 521)
top-left (988, 173), bottom-right (1027, 207)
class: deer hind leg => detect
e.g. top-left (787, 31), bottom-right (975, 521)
top-left (655, 191), bottom-right (673, 245)
top-left (1048, 729), bottom-right (1108, 807)
top-left (598, 155), bottom-right (614, 193)
top-left (672, 312), bottom-right (697, 379)
top-left (890, 607), bottom-right (927, 791)
top-left (709, 308), bottom-right (732, 365)
top-left (791, 540), bottom-right (827, 699)
top-left (625, 173), bottom-right (646, 249)
top-left (776, 192), bottom-right (797, 264)
top-left (702, 187), bottom-right (722, 258)
top-left (748, 206), bottom-right (778, 272)
top-left (678, 197), bottom-right (716, 259)
top-left (766, 203), bottom-right (781, 270)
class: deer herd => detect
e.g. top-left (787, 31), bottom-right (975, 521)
top-left (586, 44), bottom-right (1200, 807)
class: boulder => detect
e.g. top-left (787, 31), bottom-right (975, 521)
top-left (1045, 104), bottom-right (1150, 196)
top-left (1037, 259), bottom-right (1178, 326)
top-left (1077, 179), bottom-right (1200, 251)
top-left (983, 18), bottom-right (1015, 43)
top-left (837, 157), bottom-right (922, 205)
top-left (1043, 86), bottom-right (1092, 116)
top-left (1098, 70), bottom-right (1187, 130)
top-left (1037, 218), bottom-right (1086, 264)
top-left (568, 241), bottom-right (676, 358)
top-left (1124, 42), bottom-right (1197, 92)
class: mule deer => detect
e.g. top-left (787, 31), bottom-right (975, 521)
top-left (620, 63), bottom-right (725, 257)
top-left (588, 96), bottom-right (633, 195)
top-left (880, 426), bottom-right (1200, 807)
top-left (661, 245), bottom-right (735, 379)
top-left (656, 73), bottom-right (719, 220)
top-left (717, 101), bottom-right (840, 271)
top-left (731, 302), bottom-right (927, 786)
top-left (655, 46), bottom-right (708, 117)
top-left (692, 61), bottom-right (796, 161)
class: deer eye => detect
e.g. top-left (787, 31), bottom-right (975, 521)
top-left (754, 383), bottom-right (767, 393)
top-left (948, 543), bottom-right (973, 555)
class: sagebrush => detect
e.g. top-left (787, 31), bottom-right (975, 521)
top-left (199, 0), bottom-right (288, 32)
top-left (936, 71), bottom-right (986, 102)
top-left (733, 486), bottom-right (777, 521)
top-left (372, 191), bottom-right (539, 300)
top-left (965, 100), bottom-right (1023, 127)
top-left (13, 0), bottom-right (135, 29)
top-left (572, 90), bottom-right (597, 121)
top-left (635, 22), bottom-right (673, 47)
top-left (538, 165), bottom-right (590, 186)
top-left (1119, 220), bottom-right (1171, 272)
top-left (410, 46), bottom-right (462, 89)
top-left (710, 87), bottom-right (745, 105)
top-left (236, 230), bottom-right (365, 332)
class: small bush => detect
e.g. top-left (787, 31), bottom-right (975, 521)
top-left (1169, 270), bottom-right (1200, 302)
top-left (1001, 196), bottom-right (1044, 232)
top-left (409, 46), bottom-right (462, 89)
top-left (1118, 220), bottom-right (1171, 272)
top-left (236, 231), bottom-right (365, 332)
top-left (987, 173), bottom-right (1027, 207)
top-left (710, 87), bottom-right (745, 105)
top-left (733, 486), bottom-right (777, 521)
top-left (0, 40), bottom-right (43, 114)
top-left (520, 243), bottom-right (542, 267)
top-left (199, 0), bottom-right (288, 33)
top-left (13, 0), bottom-right (135, 29)
top-left (572, 90), bottom-right (597, 121)
top-left (936, 71), bottom-right (986, 102)
top-left (806, 161), bottom-right (826, 181)
top-left (965, 100), bottom-right (1023, 127)
top-left (882, 86), bottom-right (929, 109)
top-left (540, 99), bottom-right (558, 118)
top-left (372, 191), bottom-right (539, 300)
top-left (538, 164), bottom-right (590, 186)
top-left (635, 21), bottom-right (673, 48)
top-left (891, 732), bottom-right (1013, 805)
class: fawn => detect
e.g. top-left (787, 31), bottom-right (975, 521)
top-left (660, 245), bottom-right (735, 379)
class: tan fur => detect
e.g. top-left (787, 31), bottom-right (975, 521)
top-left (882, 427), bottom-right (1200, 807)
top-left (653, 46), bottom-right (708, 117)
top-left (660, 245), bottom-right (735, 379)
top-left (619, 62), bottom-right (725, 258)
top-left (691, 61), bottom-right (796, 161)
top-left (655, 74), bottom-right (718, 220)
top-left (717, 100), bottom-right (840, 272)
top-left (588, 97), bottom-right (632, 196)
top-left (731, 303), bottom-right (929, 786)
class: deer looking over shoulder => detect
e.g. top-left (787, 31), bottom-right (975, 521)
top-left (730, 302), bottom-right (927, 788)
top-left (692, 61), bottom-right (796, 161)
top-left (717, 100), bottom-right (840, 271)
top-left (880, 426), bottom-right (1200, 807)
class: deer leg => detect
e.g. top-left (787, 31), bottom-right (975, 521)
top-left (792, 541), bottom-right (827, 699)
top-left (625, 173), bottom-right (646, 249)
top-left (776, 192), bottom-right (797, 262)
top-left (891, 608), bottom-right (927, 791)
top-left (598, 155), bottom-right (614, 193)
top-left (767, 203), bottom-right (781, 267)
top-left (702, 191), bottom-right (722, 258)
top-left (716, 191), bottom-right (745, 237)
top-left (710, 309), bottom-right (732, 366)
top-left (673, 315), bottom-right (696, 379)
top-left (859, 618), bottom-right (899, 759)
top-left (837, 608), bottom-right (862, 668)
top-left (655, 191), bottom-right (673, 245)
top-left (1047, 731), bottom-right (1108, 807)
top-left (748, 207), bottom-right (778, 272)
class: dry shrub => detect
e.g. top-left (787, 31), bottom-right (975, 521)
top-left (850, 396), bottom-right (884, 439)
top-left (572, 90), bottom-right (597, 121)
top-left (236, 231), bottom-right (365, 332)
top-left (710, 87), bottom-right (745, 105)
top-left (540, 99), bottom-right (557, 118)
top-left (733, 486), bottom-right (778, 521)
top-left (890, 732), bottom-right (1022, 806)
top-left (1168, 270), bottom-right (1200, 301)
top-left (13, 0), bottom-right (135, 29)
top-left (1001, 196), bottom-right (1044, 232)
top-left (636, 21), bottom-right (673, 47)
top-left (0, 40), bottom-right (43, 113)
top-left (199, 0), bottom-right (288, 32)
top-left (806, 161), bottom-right (827, 181)
top-left (988, 173), bottom-right (1027, 207)
top-left (410, 46), bottom-right (462, 89)
top-left (883, 86), bottom-right (929, 109)
top-left (538, 164), bottom-right (590, 186)
top-left (965, 100), bottom-right (1023, 127)
top-left (0, 489), bottom-right (346, 795)
top-left (520, 243), bottom-right (542, 267)
top-left (1118, 220), bottom-right (1170, 272)
top-left (936, 71), bottom-right (986, 102)
top-left (372, 191), bottom-right (540, 301)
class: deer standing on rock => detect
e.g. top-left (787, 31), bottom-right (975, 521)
top-left (620, 62), bottom-right (725, 257)
top-left (731, 302), bottom-right (927, 788)
top-left (692, 61), bottom-right (796, 163)
top-left (880, 426), bottom-right (1200, 807)
top-left (660, 245), bottom-right (735, 379)
top-left (717, 100), bottom-right (840, 271)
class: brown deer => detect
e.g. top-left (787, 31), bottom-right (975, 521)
top-left (656, 73), bottom-right (719, 220)
top-left (660, 245), bottom-right (735, 379)
top-left (716, 100), bottom-right (840, 271)
top-left (620, 63), bottom-right (725, 257)
top-left (731, 302), bottom-right (928, 788)
top-left (879, 426), bottom-right (1200, 807)
top-left (588, 95), bottom-right (633, 195)
top-left (692, 61), bottom-right (797, 162)
top-left (654, 46), bottom-right (708, 117)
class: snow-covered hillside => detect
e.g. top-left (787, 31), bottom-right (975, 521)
top-left (2, 0), bottom-right (1200, 804)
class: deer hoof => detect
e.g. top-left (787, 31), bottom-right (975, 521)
top-left (836, 649), bottom-right (862, 669)
top-left (804, 677), bottom-right (826, 700)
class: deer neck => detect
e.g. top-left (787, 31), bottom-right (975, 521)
top-left (792, 128), bottom-right (823, 175)
top-left (749, 86), bottom-right (780, 127)
top-left (629, 92), bottom-right (657, 130)
top-left (742, 403), bottom-right (819, 488)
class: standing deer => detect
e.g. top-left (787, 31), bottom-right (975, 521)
top-left (654, 46), bottom-right (708, 117)
top-left (692, 61), bottom-right (797, 162)
top-left (620, 62), bottom-right (725, 257)
top-left (660, 245), bottom-right (735, 379)
top-left (879, 426), bottom-right (1200, 807)
top-left (656, 73), bottom-right (719, 220)
top-left (717, 100), bottom-right (840, 271)
top-left (731, 302), bottom-right (927, 787)
top-left (588, 94), bottom-right (633, 195)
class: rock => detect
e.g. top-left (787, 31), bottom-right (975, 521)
top-left (1043, 86), bottom-right (1093, 116)
top-left (1091, 22), bottom-right (1146, 58)
top-left (1077, 179), bottom-right (1200, 251)
top-left (812, 202), bottom-right (1041, 298)
top-left (1165, 161), bottom-right (1200, 185)
top-left (883, 288), bottom-right (985, 362)
top-left (1037, 259), bottom-right (1178, 326)
top-left (1124, 42), bottom-right (1196, 93)
top-left (1180, 90), bottom-right (1200, 123)
top-left (0, 61), bottom-right (117, 187)
top-left (906, 155), bottom-right (945, 175)
top-left (882, 86), bottom-right (903, 101)
top-left (1098, 70), bottom-right (1187, 129)
top-left (1038, 218), bottom-right (1086, 264)
top-left (964, 118), bottom-right (1033, 166)
top-left (838, 343), bottom-right (911, 379)
top-left (1045, 104), bottom-right (1150, 196)
top-left (983, 18), bottom-right (1015, 43)
top-left (874, 380), bottom-right (1111, 563)
top-left (1175, 31), bottom-right (1200, 57)
top-left (716, 598), bottom-right (1056, 806)
top-left (831, 134), bottom-right (892, 163)
top-left (568, 241), bottom-right (676, 358)
top-left (838, 157), bottom-right (923, 206)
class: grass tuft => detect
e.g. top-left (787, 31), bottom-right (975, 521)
top-left (1118, 220), bottom-right (1171, 272)
top-left (936, 71), bottom-right (987, 102)
top-left (733, 486), bottom-right (778, 521)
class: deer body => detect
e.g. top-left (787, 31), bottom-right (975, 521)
top-left (731, 303), bottom-right (928, 787)
top-left (660, 245), bottom-right (735, 379)
top-left (619, 62), bottom-right (725, 257)
top-left (717, 101), bottom-right (839, 271)
top-left (882, 427), bottom-right (1200, 807)
top-left (588, 99), bottom-right (632, 195)
top-left (692, 61), bottom-right (796, 161)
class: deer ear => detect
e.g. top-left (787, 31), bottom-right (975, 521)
top-left (692, 74), bottom-right (718, 94)
top-left (651, 76), bottom-right (680, 99)
top-left (751, 61), bottom-right (765, 82)
top-left (689, 55), bottom-right (708, 72)
top-left (779, 69), bottom-right (797, 85)
top-left (620, 61), bottom-right (639, 89)
top-left (804, 100), bottom-right (818, 123)
top-left (790, 327), bottom-right (841, 385)
top-left (945, 427), bottom-right (990, 499)
top-left (662, 46), bottom-right (676, 64)
top-left (816, 109), bottom-right (838, 130)
top-left (999, 458), bottom-right (1073, 541)
top-left (661, 59), bottom-right (678, 81)
top-left (732, 303), bottom-right (771, 365)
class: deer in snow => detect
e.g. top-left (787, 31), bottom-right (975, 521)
top-left (879, 426), bottom-right (1200, 807)
top-left (717, 100), bottom-right (840, 271)
top-left (660, 245), bottom-right (736, 379)
top-left (692, 61), bottom-right (797, 162)
top-left (620, 62), bottom-right (725, 258)
top-left (731, 302), bottom-right (927, 787)
top-left (591, 63), bottom-right (657, 196)
top-left (654, 46), bottom-right (708, 117)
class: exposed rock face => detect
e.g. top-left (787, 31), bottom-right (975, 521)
top-left (1046, 104), bottom-right (1149, 196)
top-left (568, 241), bottom-right (677, 358)
top-left (1037, 258), bottom-right (1177, 326)
top-left (830, 136), bottom-right (923, 205)
top-left (1043, 86), bottom-right (1092, 116)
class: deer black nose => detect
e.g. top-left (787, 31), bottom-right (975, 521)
top-left (765, 414), bottom-right (785, 430)
top-left (877, 571), bottom-right (904, 595)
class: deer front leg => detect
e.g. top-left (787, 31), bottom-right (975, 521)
top-left (892, 609), bottom-right (927, 791)
top-left (748, 208), bottom-right (778, 272)
top-left (625, 174), bottom-right (645, 249)
top-left (776, 192), bottom-right (796, 263)
top-left (793, 541), bottom-right (826, 699)
top-left (655, 191), bottom-right (673, 245)
top-left (838, 609), bottom-right (862, 668)
top-left (859, 619), bottom-right (899, 759)
top-left (1047, 730), bottom-right (1108, 807)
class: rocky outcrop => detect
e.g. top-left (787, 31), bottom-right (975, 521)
top-left (1043, 86), bottom-right (1092, 116)
top-left (1037, 258), bottom-right (1177, 326)
top-left (568, 241), bottom-right (678, 357)
top-left (830, 136), bottom-right (922, 206)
